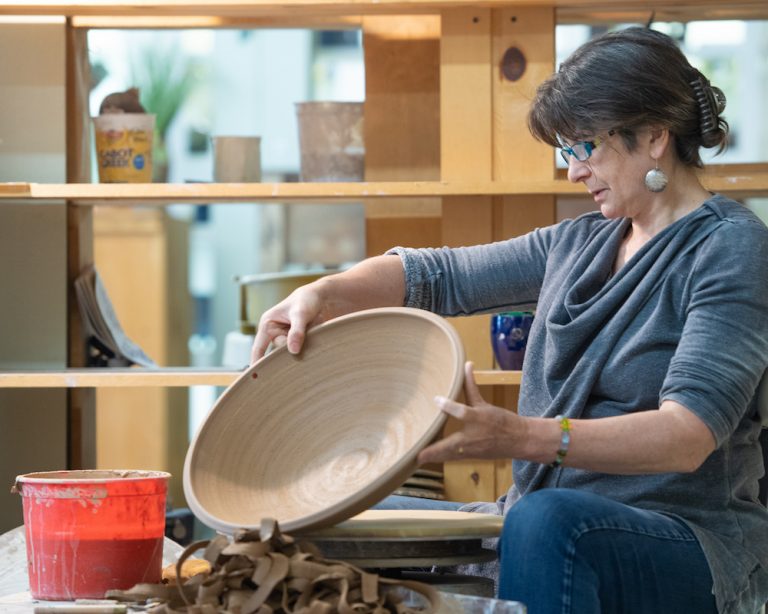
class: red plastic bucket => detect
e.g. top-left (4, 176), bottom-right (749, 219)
top-left (14, 469), bottom-right (170, 600)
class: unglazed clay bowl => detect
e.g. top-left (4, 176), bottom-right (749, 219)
top-left (183, 307), bottom-right (465, 534)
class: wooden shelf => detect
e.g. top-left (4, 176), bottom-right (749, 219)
top-left (0, 181), bottom-right (581, 204)
top-left (2, 165), bottom-right (767, 205)
top-left (1, 0), bottom-right (766, 22)
top-left (70, 15), bottom-right (364, 29)
top-left (0, 367), bottom-right (521, 388)
top-left (0, 368), bottom-right (242, 388)
top-left (558, 3), bottom-right (768, 23)
top-left (474, 369), bottom-right (522, 386)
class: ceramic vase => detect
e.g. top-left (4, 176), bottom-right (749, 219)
top-left (490, 311), bottom-right (534, 370)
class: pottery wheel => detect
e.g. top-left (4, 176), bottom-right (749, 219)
top-left (296, 509), bottom-right (504, 540)
top-left (306, 536), bottom-right (487, 559)
top-left (395, 571), bottom-right (495, 598)
top-left (304, 543), bottom-right (496, 569)
top-left (295, 509), bottom-right (502, 570)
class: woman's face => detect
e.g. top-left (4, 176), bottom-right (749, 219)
top-left (563, 130), bottom-right (654, 220)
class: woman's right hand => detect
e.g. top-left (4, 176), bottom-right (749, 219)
top-left (250, 283), bottom-right (328, 363)
top-left (249, 254), bottom-right (407, 363)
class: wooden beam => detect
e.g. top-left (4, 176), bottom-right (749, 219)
top-left (2, 0), bottom-right (766, 21)
top-left (65, 19), bottom-right (95, 470)
top-left (440, 7), bottom-right (492, 182)
top-left (71, 15), bottom-right (362, 29)
top-left (440, 7), bottom-right (495, 503)
top-left (491, 6), bottom-right (554, 183)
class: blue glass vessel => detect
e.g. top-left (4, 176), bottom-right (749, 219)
top-left (490, 312), bottom-right (534, 370)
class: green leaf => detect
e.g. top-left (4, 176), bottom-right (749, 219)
top-left (129, 44), bottom-right (199, 141)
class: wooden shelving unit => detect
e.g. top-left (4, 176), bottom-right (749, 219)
top-left (2, 0), bottom-right (766, 502)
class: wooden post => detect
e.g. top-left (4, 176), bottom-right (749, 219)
top-left (440, 7), bottom-right (496, 502)
top-left (490, 7), bottom-right (557, 499)
top-left (440, 7), bottom-right (557, 502)
top-left (65, 19), bottom-right (95, 470)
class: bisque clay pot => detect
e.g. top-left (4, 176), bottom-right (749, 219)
top-left (184, 307), bottom-right (465, 534)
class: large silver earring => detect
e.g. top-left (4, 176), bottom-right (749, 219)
top-left (645, 159), bottom-right (668, 193)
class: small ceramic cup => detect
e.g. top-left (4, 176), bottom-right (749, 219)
top-left (212, 136), bottom-right (262, 182)
top-left (490, 311), bottom-right (534, 370)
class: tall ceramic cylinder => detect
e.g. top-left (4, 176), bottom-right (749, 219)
top-left (295, 102), bottom-right (364, 182)
top-left (212, 136), bottom-right (262, 182)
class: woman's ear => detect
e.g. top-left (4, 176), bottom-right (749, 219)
top-left (648, 126), bottom-right (671, 160)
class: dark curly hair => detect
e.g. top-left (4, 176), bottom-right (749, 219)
top-left (527, 27), bottom-right (728, 168)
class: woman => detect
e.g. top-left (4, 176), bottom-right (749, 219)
top-left (251, 27), bottom-right (768, 613)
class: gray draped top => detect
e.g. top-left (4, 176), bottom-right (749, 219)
top-left (389, 194), bottom-right (768, 613)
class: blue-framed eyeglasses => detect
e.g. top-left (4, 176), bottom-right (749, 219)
top-left (559, 130), bottom-right (615, 165)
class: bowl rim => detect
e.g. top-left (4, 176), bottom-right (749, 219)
top-left (183, 306), bottom-right (465, 534)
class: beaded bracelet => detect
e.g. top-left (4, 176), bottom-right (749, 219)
top-left (550, 415), bottom-right (571, 468)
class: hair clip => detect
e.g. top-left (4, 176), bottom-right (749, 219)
top-left (690, 74), bottom-right (726, 137)
top-left (710, 86), bottom-right (727, 115)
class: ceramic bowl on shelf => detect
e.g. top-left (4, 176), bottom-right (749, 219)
top-left (183, 307), bottom-right (465, 534)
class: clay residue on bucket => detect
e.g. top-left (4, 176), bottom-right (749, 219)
top-left (16, 469), bottom-right (169, 483)
top-left (14, 469), bottom-right (170, 503)
top-left (33, 485), bottom-right (108, 504)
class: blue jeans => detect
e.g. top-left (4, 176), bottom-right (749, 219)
top-left (498, 489), bottom-right (717, 614)
top-left (371, 494), bottom-right (464, 511)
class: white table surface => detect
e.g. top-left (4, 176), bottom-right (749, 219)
top-left (0, 526), bottom-right (184, 613)
top-left (0, 526), bottom-right (525, 613)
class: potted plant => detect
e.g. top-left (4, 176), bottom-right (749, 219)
top-left (130, 44), bottom-right (199, 182)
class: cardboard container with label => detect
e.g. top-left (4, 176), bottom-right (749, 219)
top-left (93, 113), bottom-right (155, 183)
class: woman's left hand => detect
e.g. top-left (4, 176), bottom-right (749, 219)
top-left (417, 362), bottom-right (527, 465)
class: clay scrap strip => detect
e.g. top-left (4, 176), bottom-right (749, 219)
top-left (107, 518), bottom-right (439, 613)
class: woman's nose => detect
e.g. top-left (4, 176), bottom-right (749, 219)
top-left (566, 158), bottom-right (591, 183)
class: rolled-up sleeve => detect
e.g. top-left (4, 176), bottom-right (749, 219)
top-left (661, 218), bottom-right (768, 445)
top-left (386, 225), bottom-right (556, 317)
